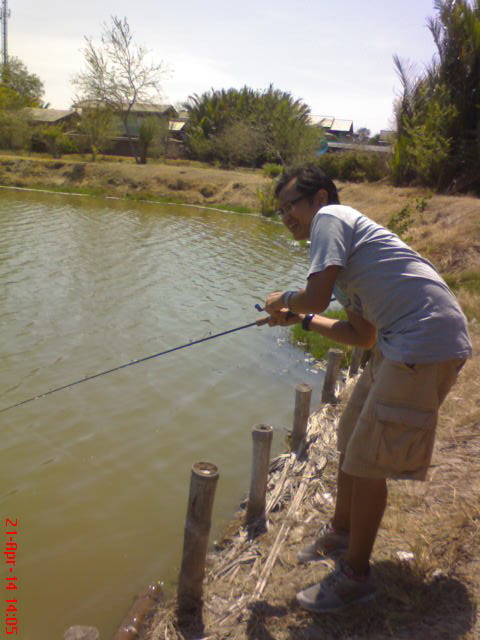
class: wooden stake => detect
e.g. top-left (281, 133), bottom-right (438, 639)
top-left (177, 461), bottom-right (219, 615)
top-left (321, 348), bottom-right (343, 404)
top-left (291, 383), bottom-right (312, 454)
top-left (348, 346), bottom-right (364, 376)
top-left (245, 424), bottom-right (273, 534)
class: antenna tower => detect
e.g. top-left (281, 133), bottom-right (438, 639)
top-left (0, 0), bottom-right (10, 67)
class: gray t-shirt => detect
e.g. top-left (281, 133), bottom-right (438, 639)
top-left (308, 205), bottom-right (472, 363)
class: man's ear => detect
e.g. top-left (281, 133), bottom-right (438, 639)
top-left (313, 188), bottom-right (329, 208)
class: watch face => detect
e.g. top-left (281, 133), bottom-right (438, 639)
top-left (302, 314), bottom-right (313, 330)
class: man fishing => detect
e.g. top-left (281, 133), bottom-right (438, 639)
top-left (264, 165), bottom-right (472, 613)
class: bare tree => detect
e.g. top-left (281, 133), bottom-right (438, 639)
top-left (72, 16), bottom-right (168, 163)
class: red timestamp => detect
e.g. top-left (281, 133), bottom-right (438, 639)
top-left (4, 518), bottom-right (18, 636)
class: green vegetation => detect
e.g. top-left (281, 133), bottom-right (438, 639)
top-left (387, 194), bottom-right (432, 240)
top-left (392, 0), bottom-right (480, 193)
top-left (256, 181), bottom-right (277, 216)
top-left (262, 162), bottom-right (283, 178)
top-left (183, 85), bottom-right (323, 168)
top-left (0, 110), bottom-right (32, 150)
top-left (316, 150), bottom-right (389, 182)
top-left (138, 115), bottom-right (169, 164)
top-left (38, 125), bottom-right (78, 159)
top-left (0, 58), bottom-right (44, 153)
top-left (290, 309), bottom-right (351, 367)
top-left (387, 204), bottom-right (414, 239)
top-left (444, 270), bottom-right (480, 295)
top-left (76, 104), bottom-right (116, 161)
top-left (0, 57), bottom-right (44, 108)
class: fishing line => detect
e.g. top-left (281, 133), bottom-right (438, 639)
top-left (0, 316), bottom-right (269, 414)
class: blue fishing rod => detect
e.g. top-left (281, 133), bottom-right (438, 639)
top-left (0, 311), bottom-right (271, 414)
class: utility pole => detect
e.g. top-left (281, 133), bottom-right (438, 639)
top-left (0, 0), bottom-right (10, 67)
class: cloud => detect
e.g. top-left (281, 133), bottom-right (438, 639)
top-left (158, 50), bottom-right (243, 104)
top-left (12, 34), bottom-right (84, 107)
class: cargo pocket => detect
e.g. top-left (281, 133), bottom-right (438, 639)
top-left (374, 403), bottom-right (437, 474)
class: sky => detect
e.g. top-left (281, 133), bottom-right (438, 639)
top-left (6, 0), bottom-right (441, 134)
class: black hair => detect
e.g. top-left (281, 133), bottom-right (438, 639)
top-left (274, 165), bottom-right (340, 204)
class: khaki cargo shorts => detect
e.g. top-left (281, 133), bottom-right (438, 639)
top-left (338, 347), bottom-right (465, 481)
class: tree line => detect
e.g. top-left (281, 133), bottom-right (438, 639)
top-left (392, 0), bottom-right (479, 193)
top-left (0, 2), bottom-right (478, 194)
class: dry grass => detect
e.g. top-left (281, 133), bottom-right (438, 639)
top-left (147, 330), bottom-right (479, 639)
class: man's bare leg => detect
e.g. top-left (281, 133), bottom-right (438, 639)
top-left (331, 453), bottom-right (354, 532)
top-left (344, 475), bottom-right (387, 575)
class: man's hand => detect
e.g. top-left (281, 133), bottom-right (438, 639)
top-left (265, 291), bottom-right (285, 314)
top-left (267, 309), bottom-right (301, 327)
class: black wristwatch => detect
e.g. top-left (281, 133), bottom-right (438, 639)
top-left (302, 314), bottom-right (314, 331)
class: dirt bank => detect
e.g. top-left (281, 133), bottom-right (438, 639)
top-left (146, 330), bottom-right (479, 639)
top-left (0, 155), bottom-right (270, 210)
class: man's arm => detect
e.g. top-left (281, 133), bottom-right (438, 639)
top-left (265, 266), bottom-right (340, 314)
top-left (268, 308), bottom-right (377, 349)
top-left (307, 310), bottom-right (377, 348)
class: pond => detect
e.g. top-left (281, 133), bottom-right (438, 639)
top-left (0, 189), bottom-right (325, 638)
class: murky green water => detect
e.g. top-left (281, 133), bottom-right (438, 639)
top-left (0, 189), bottom-right (325, 638)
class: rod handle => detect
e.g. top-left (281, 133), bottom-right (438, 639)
top-left (255, 317), bottom-right (270, 326)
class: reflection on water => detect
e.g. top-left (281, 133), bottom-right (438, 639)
top-left (0, 190), bottom-right (324, 638)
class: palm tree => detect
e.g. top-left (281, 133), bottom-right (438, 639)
top-left (392, 1), bottom-right (480, 192)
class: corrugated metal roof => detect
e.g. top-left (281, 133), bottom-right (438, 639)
top-left (169, 120), bottom-right (186, 131)
top-left (310, 115), bottom-right (334, 127)
top-left (24, 108), bottom-right (77, 123)
top-left (327, 141), bottom-right (391, 153)
top-left (73, 100), bottom-right (177, 116)
top-left (331, 119), bottom-right (353, 132)
top-left (131, 103), bottom-right (177, 115)
top-left (309, 116), bottom-right (353, 132)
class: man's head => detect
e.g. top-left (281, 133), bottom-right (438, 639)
top-left (274, 166), bottom-right (340, 240)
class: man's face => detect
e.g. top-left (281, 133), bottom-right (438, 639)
top-left (277, 178), bottom-right (327, 240)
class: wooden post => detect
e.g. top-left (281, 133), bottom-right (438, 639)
top-left (348, 346), bottom-right (364, 376)
top-left (177, 461), bottom-right (219, 615)
top-left (291, 383), bottom-right (312, 454)
top-left (112, 582), bottom-right (164, 640)
top-left (245, 424), bottom-right (273, 534)
top-left (321, 348), bottom-right (343, 404)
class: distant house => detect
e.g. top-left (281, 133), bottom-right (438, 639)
top-left (326, 141), bottom-right (391, 154)
top-left (73, 100), bottom-right (178, 137)
top-left (379, 129), bottom-right (396, 145)
top-left (309, 115), bottom-right (354, 140)
top-left (71, 100), bottom-right (181, 157)
top-left (168, 119), bottom-right (187, 140)
top-left (23, 108), bottom-right (80, 128)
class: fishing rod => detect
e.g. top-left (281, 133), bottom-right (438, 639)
top-left (0, 314), bottom-right (270, 415)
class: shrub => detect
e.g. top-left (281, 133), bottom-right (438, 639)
top-left (262, 162), bottom-right (283, 178)
top-left (211, 119), bottom-right (266, 167)
top-left (0, 110), bottom-right (32, 150)
top-left (387, 204), bottom-right (413, 239)
top-left (256, 181), bottom-right (277, 216)
top-left (316, 151), bottom-right (388, 182)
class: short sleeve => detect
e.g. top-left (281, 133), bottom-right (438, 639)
top-left (308, 211), bottom-right (354, 278)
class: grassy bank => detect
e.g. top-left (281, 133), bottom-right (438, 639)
top-left (290, 309), bottom-right (351, 367)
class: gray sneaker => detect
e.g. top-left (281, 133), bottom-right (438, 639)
top-left (296, 560), bottom-right (376, 613)
top-left (297, 523), bottom-right (349, 563)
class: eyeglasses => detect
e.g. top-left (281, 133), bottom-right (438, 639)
top-left (275, 194), bottom-right (307, 218)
